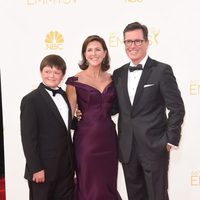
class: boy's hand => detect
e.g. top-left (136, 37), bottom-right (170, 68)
top-left (32, 170), bottom-right (45, 183)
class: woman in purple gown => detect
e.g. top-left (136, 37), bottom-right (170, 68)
top-left (66, 35), bottom-right (121, 200)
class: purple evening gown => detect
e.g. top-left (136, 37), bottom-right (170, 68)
top-left (66, 76), bottom-right (121, 200)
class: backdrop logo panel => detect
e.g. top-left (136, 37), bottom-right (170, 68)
top-left (189, 80), bottom-right (200, 95)
top-left (3, 1), bottom-right (199, 200)
top-left (26, 0), bottom-right (77, 5)
top-left (149, 27), bottom-right (160, 45)
top-left (45, 31), bottom-right (64, 50)
top-left (108, 28), bottom-right (160, 48)
top-left (191, 171), bottom-right (200, 186)
top-left (125, 0), bottom-right (143, 3)
top-left (109, 33), bottom-right (123, 48)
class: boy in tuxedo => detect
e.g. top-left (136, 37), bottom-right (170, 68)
top-left (20, 54), bottom-right (74, 200)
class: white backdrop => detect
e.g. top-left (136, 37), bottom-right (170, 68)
top-left (0, 0), bottom-right (200, 199)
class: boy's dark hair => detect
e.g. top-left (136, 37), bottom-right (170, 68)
top-left (40, 54), bottom-right (66, 75)
top-left (123, 22), bottom-right (148, 41)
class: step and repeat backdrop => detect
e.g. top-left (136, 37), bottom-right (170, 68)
top-left (0, 0), bottom-right (200, 199)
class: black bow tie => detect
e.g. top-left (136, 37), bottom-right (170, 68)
top-left (129, 64), bottom-right (143, 72)
top-left (43, 84), bottom-right (64, 96)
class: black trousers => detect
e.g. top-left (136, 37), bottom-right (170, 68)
top-left (122, 146), bottom-right (169, 200)
top-left (28, 169), bottom-right (74, 200)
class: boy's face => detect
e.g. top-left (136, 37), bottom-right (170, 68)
top-left (41, 65), bottom-right (64, 88)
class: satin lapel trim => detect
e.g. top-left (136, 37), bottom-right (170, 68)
top-left (121, 65), bottom-right (132, 107)
top-left (60, 92), bottom-right (72, 129)
top-left (38, 84), bottom-right (67, 129)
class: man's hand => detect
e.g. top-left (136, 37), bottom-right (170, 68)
top-left (166, 144), bottom-right (172, 152)
top-left (76, 109), bottom-right (82, 121)
top-left (32, 170), bottom-right (45, 183)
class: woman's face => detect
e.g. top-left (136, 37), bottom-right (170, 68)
top-left (84, 41), bottom-right (106, 68)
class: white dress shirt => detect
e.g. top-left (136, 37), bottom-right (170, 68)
top-left (127, 55), bottom-right (148, 105)
top-left (127, 56), bottom-right (177, 149)
top-left (46, 89), bottom-right (69, 129)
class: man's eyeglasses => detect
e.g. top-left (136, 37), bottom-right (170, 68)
top-left (124, 39), bottom-right (144, 47)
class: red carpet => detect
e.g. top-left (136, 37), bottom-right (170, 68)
top-left (0, 177), bottom-right (6, 200)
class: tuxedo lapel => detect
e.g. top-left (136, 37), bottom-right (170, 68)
top-left (120, 64), bottom-right (132, 107)
top-left (38, 84), bottom-right (68, 129)
top-left (131, 57), bottom-right (154, 112)
top-left (60, 90), bottom-right (72, 129)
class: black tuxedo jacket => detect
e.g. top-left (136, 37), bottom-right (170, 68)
top-left (20, 83), bottom-right (74, 181)
top-left (112, 57), bottom-right (185, 163)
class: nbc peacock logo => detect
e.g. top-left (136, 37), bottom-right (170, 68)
top-left (45, 31), bottom-right (64, 50)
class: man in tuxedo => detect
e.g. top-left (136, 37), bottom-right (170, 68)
top-left (112, 22), bottom-right (185, 200)
top-left (20, 55), bottom-right (74, 200)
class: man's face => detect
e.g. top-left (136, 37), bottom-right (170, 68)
top-left (124, 29), bottom-right (149, 65)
